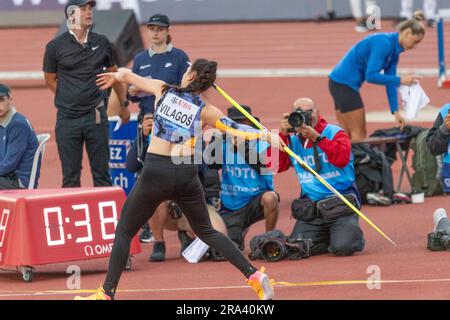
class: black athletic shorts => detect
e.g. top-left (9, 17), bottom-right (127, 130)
top-left (328, 78), bottom-right (364, 113)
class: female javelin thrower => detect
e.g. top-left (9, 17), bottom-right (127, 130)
top-left (75, 59), bottom-right (282, 300)
top-left (329, 11), bottom-right (426, 140)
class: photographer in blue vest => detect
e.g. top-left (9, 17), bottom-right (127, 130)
top-left (277, 98), bottom-right (365, 256)
top-left (427, 104), bottom-right (450, 193)
top-left (208, 105), bottom-right (280, 251)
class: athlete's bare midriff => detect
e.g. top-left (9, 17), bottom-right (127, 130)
top-left (147, 135), bottom-right (196, 157)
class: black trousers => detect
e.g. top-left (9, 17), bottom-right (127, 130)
top-left (55, 107), bottom-right (111, 187)
top-left (0, 175), bottom-right (21, 190)
top-left (290, 214), bottom-right (365, 256)
top-left (103, 153), bottom-right (257, 296)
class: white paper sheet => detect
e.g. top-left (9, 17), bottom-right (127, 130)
top-left (182, 237), bottom-right (210, 263)
top-left (399, 83), bottom-right (430, 120)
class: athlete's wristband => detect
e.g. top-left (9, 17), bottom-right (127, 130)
top-left (215, 117), bottom-right (263, 140)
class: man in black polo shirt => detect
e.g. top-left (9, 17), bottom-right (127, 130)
top-left (43, 0), bottom-right (129, 187)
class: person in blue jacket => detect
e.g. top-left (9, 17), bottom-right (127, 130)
top-left (0, 84), bottom-right (39, 189)
top-left (329, 11), bottom-right (426, 140)
top-left (128, 13), bottom-right (190, 245)
top-left (128, 14), bottom-right (190, 120)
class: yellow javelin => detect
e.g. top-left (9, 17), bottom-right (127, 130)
top-left (213, 83), bottom-right (397, 246)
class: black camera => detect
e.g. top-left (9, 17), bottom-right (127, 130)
top-left (287, 109), bottom-right (313, 130)
top-left (259, 237), bottom-right (312, 262)
top-left (168, 201), bottom-right (183, 220)
top-left (427, 231), bottom-right (450, 251)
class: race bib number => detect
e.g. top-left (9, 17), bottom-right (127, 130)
top-left (156, 93), bottom-right (200, 129)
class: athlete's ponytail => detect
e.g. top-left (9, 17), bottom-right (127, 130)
top-left (398, 10), bottom-right (426, 35)
top-left (163, 59), bottom-right (218, 94)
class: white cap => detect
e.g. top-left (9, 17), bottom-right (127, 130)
top-left (433, 208), bottom-right (448, 232)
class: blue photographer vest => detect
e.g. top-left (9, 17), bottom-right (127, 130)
top-left (221, 139), bottom-right (274, 211)
top-left (440, 104), bottom-right (450, 192)
top-left (289, 124), bottom-right (356, 201)
top-left (153, 88), bottom-right (205, 144)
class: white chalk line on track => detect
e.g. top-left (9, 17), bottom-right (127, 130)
top-left (1, 278), bottom-right (450, 298)
top-left (0, 69), bottom-right (449, 81)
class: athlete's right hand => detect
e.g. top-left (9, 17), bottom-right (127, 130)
top-left (400, 74), bottom-right (422, 86)
top-left (394, 111), bottom-right (406, 130)
top-left (96, 72), bottom-right (116, 90)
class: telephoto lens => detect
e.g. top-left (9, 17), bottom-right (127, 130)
top-left (287, 109), bottom-right (313, 128)
top-left (287, 111), bottom-right (306, 128)
top-left (261, 238), bottom-right (286, 262)
top-left (427, 231), bottom-right (450, 251)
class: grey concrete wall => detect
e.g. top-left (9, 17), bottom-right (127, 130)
top-left (0, 0), bottom-right (449, 24)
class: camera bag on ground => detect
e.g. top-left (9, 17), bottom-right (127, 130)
top-left (352, 144), bottom-right (394, 203)
top-left (427, 231), bottom-right (450, 251)
top-left (248, 229), bottom-right (311, 262)
top-left (370, 125), bottom-right (424, 164)
top-left (411, 129), bottom-right (443, 196)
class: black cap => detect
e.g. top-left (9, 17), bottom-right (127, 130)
top-left (227, 105), bottom-right (253, 121)
top-left (0, 84), bottom-right (11, 97)
top-left (147, 14), bottom-right (170, 27)
top-left (64, 0), bottom-right (96, 17)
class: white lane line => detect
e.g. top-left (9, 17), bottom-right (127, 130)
top-left (0, 69), bottom-right (449, 81)
top-left (1, 277), bottom-right (450, 298)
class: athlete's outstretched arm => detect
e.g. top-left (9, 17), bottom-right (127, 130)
top-left (201, 104), bottom-right (285, 148)
top-left (96, 68), bottom-right (165, 98)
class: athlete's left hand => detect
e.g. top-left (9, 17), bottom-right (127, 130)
top-left (142, 114), bottom-right (154, 136)
top-left (298, 125), bottom-right (320, 142)
top-left (265, 132), bottom-right (287, 150)
top-left (96, 72), bottom-right (116, 90)
top-left (119, 106), bottom-right (130, 124)
top-left (394, 111), bottom-right (406, 130)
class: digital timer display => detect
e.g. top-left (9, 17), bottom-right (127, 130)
top-left (0, 188), bottom-right (141, 267)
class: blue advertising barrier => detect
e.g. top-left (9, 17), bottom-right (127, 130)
top-left (108, 113), bottom-right (138, 195)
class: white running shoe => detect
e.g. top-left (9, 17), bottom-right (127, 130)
top-left (433, 208), bottom-right (448, 232)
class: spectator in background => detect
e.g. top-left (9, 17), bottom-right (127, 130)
top-left (427, 103), bottom-right (450, 193)
top-left (277, 98), bottom-right (365, 256)
top-left (0, 84), bottom-right (39, 189)
top-left (43, 0), bottom-right (129, 188)
top-left (349, 0), bottom-right (377, 32)
top-left (128, 13), bottom-right (190, 121)
top-left (208, 106), bottom-right (280, 251)
top-left (125, 13), bottom-right (190, 243)
top-left (399, 0), bottom-right (437, 27)
top-left (329, 12), bottom-right (426, 140)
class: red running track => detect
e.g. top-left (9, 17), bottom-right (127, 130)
top-left (0, 20), bottom-right (449, 300)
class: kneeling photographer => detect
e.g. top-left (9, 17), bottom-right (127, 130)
top-left (277, 98), bottom-right (365, 257)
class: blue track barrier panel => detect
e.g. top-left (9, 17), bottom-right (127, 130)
top-left (108, 114), bottom-right (138, 195)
